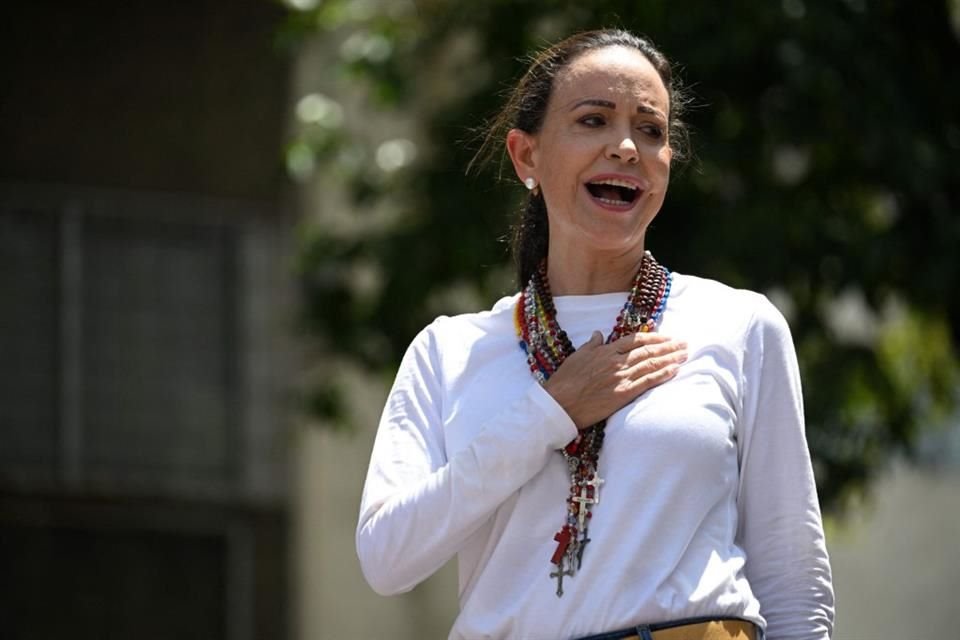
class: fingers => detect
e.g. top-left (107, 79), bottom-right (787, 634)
top-left (610, 331), bottom-right (673, 354)
top-left (610, 331), bottom-right (686, 366)
top-left (623, 349), bottom-right (686, 378)
top-left (612, 335), bottom-right (687, 399)
top-left (623, 360), bottom-right (682, 394)
top-left (545, 330), bottom-right (688, 430)
top-left (619, 338), bottom-right (687, 370)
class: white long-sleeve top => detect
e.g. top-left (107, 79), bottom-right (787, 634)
top-left (357, 273), bottom-right (835, 640)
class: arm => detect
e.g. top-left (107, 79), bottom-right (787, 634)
top-left (356, 324), bottom-right (577, 596)
top-left (736, 298), bottom-right (835, 640)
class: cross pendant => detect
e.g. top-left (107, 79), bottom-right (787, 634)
top-left (550, 526), bottom-right (573, 565)
top-left (585, 472), bottom-right (605, 505)
top-left (550, 562), bottom-right (574, 597)
top-left (572, 485), bottom-right (597, 511)
top-left (576, 502), bottom-right (588, 532)
top-left (576, 530), bottom-right (591, 569)
top-left (572, 486), bottom-right (595, 532)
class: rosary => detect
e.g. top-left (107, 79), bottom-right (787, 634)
top-left (514, 251), bottom-right (671, 597)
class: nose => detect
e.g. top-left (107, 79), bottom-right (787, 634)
top-left (606, 135), bottom-right (639, 164)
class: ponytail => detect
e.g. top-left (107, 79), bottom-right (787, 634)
top-left (513, 191), bottom-right (549, 285)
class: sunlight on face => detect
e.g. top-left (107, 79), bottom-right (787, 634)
top-left (533, 46), bottom-right (673, 264)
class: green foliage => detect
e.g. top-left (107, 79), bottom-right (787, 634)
top-left (284, 0), bottom-right (960, 513)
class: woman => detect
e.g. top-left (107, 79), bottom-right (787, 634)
top-left (356, 29), bottom-right (834, 640)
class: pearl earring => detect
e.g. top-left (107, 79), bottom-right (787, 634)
top-left (524, 177), bottom-right (537, 190)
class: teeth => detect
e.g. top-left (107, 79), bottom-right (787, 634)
top-left (590, 178), bottom-right (639, 189)
top-left (596, 196), bottom-right (631, 206)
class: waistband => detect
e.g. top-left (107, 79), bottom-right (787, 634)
top-left (574, 617), bottom-right (761, 640)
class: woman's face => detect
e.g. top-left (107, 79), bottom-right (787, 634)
top-left (510, 46), bottom-right (673, 261)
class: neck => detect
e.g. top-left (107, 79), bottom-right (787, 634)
top-left (545, 244), bottom-right (647, 296)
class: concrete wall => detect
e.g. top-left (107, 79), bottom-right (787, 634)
top-left (292, 369), bottom-right (458, 640)
top-left (828, 463), bottom-right (960, 639)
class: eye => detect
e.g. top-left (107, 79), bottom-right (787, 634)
top-left (578, 114), bottom-right (606, 127)
top-left (638, 124), bottom-right (664, 139)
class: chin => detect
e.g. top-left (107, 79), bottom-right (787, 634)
top-left (584, 214), bottom-right (653, 245)
top-left (579, 229), bottom-right (647, 255)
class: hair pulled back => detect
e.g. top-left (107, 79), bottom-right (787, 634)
top-left (473, 29), bottom-right (690, 287)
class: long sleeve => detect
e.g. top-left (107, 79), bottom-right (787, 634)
top-left (736, 298), bottom-right (835, 639)
top-left (356, 323), bottom-right (578, 596)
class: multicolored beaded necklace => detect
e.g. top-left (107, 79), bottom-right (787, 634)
top-left (514, 250), bottom-right (672, 597)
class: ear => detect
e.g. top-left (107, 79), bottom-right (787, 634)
top-left (505, 128), bottom-right (539, 183)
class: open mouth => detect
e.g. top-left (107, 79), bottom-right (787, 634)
top-left (585, 178), bottom-right (642, 207)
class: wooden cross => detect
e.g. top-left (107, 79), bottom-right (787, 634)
top-left (551, 526), bottom-right (573, 565)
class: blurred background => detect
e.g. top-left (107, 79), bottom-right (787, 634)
top-left (1, 1), bottom-right (958, 639)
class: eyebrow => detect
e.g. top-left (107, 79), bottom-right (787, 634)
top-left (569, 98), bottom-right (666, 119)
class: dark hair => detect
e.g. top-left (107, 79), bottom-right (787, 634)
top-left (472, 29), bottom-right (691, 286)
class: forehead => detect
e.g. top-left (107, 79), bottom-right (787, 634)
top-left (552, 45), bottom-right (669, 111)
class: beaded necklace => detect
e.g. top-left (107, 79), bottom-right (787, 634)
top-left (514, 250), bottom-right (672, 597)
